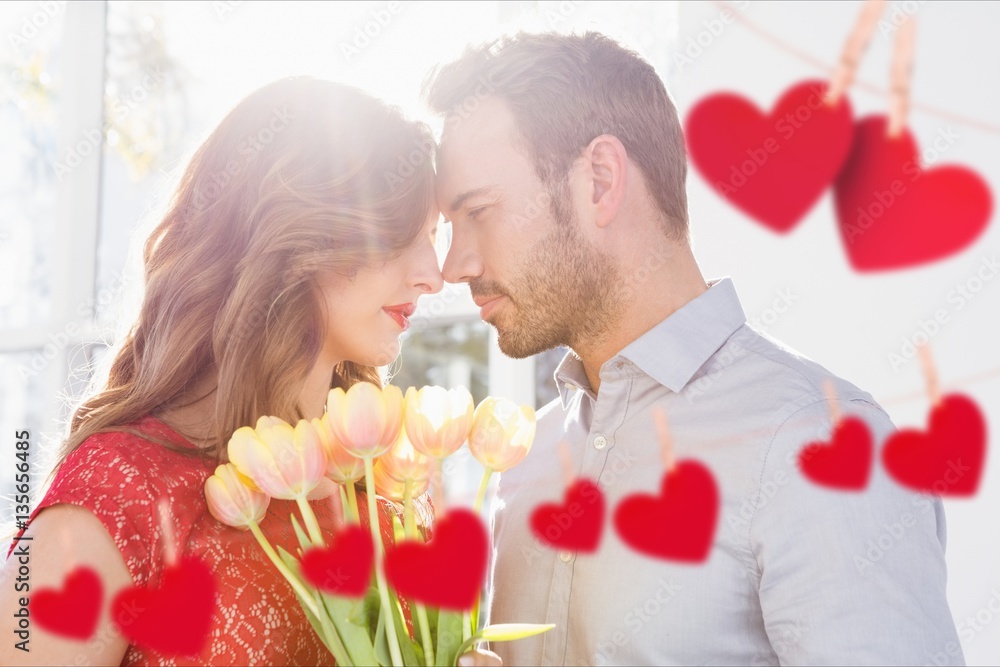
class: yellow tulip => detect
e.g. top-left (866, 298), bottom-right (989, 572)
top-left (378, 426), bottom-right (434, 486)
top-left (312, 416), bottom-right (366, 484)
top-left (228, 416), bottom-right (328, 500)
top-left (373, 457), bottom-right (430, 503)
top-left (205, 463), bottom-right (270, 530)
top-left (403, 386), bottom-right (474, 459)
top-left (468, 397), bottom-right (536, 472)
top-left (326, 382), bottom-right (404, 459)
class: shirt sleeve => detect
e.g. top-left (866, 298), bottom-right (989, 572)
top-left (9, 434), bottom-right (160, 587)
top-left (750, 398), bottom-right (965, 665)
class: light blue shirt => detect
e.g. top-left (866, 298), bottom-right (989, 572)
top-left (490, 277), bottom-right (963, 665)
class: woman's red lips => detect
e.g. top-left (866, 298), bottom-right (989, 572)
top-left (383, 303), bottom-right (415, 331)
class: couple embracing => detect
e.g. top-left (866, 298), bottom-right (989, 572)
top-left (0, 32), bottom-right (961, 666)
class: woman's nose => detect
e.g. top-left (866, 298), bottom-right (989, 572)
top-left (411, 239), bottom-right (444, 295)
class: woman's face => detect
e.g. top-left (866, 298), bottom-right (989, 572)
top-left (316, 211), bottom-right (444, 367)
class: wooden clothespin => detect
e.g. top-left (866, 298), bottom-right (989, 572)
top-left (823, 379), bottom-right (842, 425)
top-left (652, 407), bottom-right (676, 474)
top-left (917, 342), bottom-right (942, 407)
top-left (887, 12), bottom-right (916, 137)
top-left (826, 0), bottom-right (888, 105)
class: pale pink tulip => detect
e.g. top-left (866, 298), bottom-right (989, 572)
top-left (326, 383), bottom-right (403, 459)
top-left (468, 397), bottom-right (536, 472)
top-left (403, 386), bottom-right (474, 459)
top-left (205, 463), bottom-right (270, 529)
top-left (378, 426), bottom-right (434, 486)
top-left (227, 416), bottom-right (327, 500)
top-left (373, 457), bottom-right (430, 503)
top-left (312, 416), bottom-right (366, 484)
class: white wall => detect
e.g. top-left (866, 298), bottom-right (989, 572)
top-left (672, 2), bottom-right (1000, 664)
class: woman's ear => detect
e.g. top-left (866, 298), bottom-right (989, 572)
top-left (584, 134), bottom-right (629, 229)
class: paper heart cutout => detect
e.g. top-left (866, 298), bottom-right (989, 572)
top-left (529, 479), bottom-right (605, 553)
top-left (834, 116), bottom-right (992, 271)
top-left (301, 524), bottom-right (374, 597)
top-left (686, 79), bottom-right (854, 233)
top-left (798, 417), bottom-right (874, 491)
top-left (882, 393), bottom-right (987, 496)
top-left (384, 508), bottom-right (487, 611)
top-left (32, 566), bottom-right (103, 640)
top-left (613, 460), bottom-right (719, 563)
top-left (111, 555), bottom-right (216, 657)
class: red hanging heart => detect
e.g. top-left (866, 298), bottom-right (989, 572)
top-left (834, 116), bottom-right (992, 271)
top-left (686, 79), bottom-right (854, 233)
top-left (300, 524), bottom-right (374, 597)
top-left (111, 555), bottom-right (216, 657)
top-left (32, 566), bottom-right (103, 640)
top-left (529, 479), bottom-right (605, 553)
top-left (384, 508), bottom-right (487, 611)
top-left (798, 417), bottom-right (874, 491)
top-left (881, 393), bottom-right (987, 496)
top-left (613, 460), bottom-right (719, 563)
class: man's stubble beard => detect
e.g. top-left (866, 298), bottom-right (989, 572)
top-left (494, 189), bottom-right (625, 359)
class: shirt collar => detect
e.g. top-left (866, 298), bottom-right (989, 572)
top-left (553, 277), bottom-right (746, 405)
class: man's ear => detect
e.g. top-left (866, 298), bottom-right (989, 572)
top-left (583, 134), bottom-right (629, 229)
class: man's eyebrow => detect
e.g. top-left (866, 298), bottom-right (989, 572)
top-left (449, 187), bottom-right (496, 213)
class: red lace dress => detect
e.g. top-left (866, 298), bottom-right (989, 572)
top-left (7, 415), bottom-right (426, 666)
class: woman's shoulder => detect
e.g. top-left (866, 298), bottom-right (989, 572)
top-left (27, 416), bottom-right (216, 580)
top-left (56, 416), bottom-right (211, 496)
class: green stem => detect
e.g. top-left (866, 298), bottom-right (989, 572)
top-left (473, 467), bottom-right (493, 514)
top-left (403, 478), bottom-right (415, 538)
top-left (296, 494), bottom-right (325, 546)
top-left (248, 521), bottom-right (319, 617)
top-left (467, 467), bottom-right (494, 641)
top-left (346, 480), bottom-right (360, 524)
top-left (365, 456), bottom-right (404, 667)
top-left (403, 478), bottom-right (434, 666)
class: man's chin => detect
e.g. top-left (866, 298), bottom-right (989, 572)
top-left (495, 325), bottom-right (555, 360)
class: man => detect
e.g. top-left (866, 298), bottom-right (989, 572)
top-left (427, 32), bottom-right (962, 665)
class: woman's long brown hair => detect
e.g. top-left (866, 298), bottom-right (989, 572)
top-left (61, 77), bottom-right (436, 465)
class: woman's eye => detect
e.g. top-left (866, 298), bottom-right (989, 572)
top-left (467, 206), bottom-right (486, 220)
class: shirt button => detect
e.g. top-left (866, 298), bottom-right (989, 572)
top-left (593, 435), bottom-right (608, 450)
top-left (559, 550), bottom-right (573, 563)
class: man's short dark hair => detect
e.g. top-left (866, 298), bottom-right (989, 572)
top-left (424, 31), bottom-right (689, 239)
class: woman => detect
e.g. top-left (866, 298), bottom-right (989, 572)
top-left (0, 77), bottom-right (445, 665)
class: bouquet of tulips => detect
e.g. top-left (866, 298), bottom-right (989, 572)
top-left (204, 382), bottom-right (553, 666)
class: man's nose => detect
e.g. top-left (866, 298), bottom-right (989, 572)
top-left (442, 236), bottom-right (483, 285)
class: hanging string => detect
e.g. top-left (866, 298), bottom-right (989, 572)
top-left (708, 0), bottom-right (1000, 134)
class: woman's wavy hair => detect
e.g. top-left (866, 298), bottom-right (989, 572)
top-left (62, 76), bottom-right (436, 464)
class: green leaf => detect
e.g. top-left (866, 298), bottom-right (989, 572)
top-left (452, 624), bottom-right (556, 666)
top-left (387, 596), bottom-right (420, 666)
top-left (435, 610), bottom-right (464, 667)
top-left (348, 586), bottom-right (380, 629)
top-left (374, 606), bottom-right (390, 667)
top-left (477, 623), bottom-right (556, 643)
top-left (319, 590), bottom-right (379, 666)
top-left (412, 603), bottom-right (438, 647)
top-left (291, 513), bottom-right (311, 551)
top-left (391, 507), bottom-right (407, 544)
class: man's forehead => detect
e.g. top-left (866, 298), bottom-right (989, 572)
top-left (440, 98), bottom-right (520, 162)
